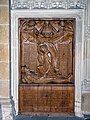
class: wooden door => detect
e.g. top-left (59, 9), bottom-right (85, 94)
top-left (18, 18), bottom-right (75, 116)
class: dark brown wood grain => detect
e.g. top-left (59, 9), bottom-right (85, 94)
top-left (18, 18), bottom-right (75, 115)
top-left (19, 85), bottom-right (74, 115)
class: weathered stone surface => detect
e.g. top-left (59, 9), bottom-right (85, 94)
top-left (0, 6), bottom-right (9, 24)
top-left (0, 98), bottom-right (14, 120)
top-left (82, 93), bottom-right (90, 112)
top-left (0, 81), bottom-right (9, 97)
top-left (0, 62), bottom-right (9, 80)
top-left (0, 25), bottom-right (9, 43)
top-left (0, 1), bottom-right (12, 119)
top-left (0, 0), bottom-right (9, 5)
top-left (0, 44), bottom-right (9, 62)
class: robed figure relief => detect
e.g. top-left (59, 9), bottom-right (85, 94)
top-left (19, 19), bottom-right (74, 84)
top-left (18, 19), bottom-right (75, 115)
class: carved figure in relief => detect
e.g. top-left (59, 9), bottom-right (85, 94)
top-left (20, 19), bottom-right (74, 84)
top-left (37, 42), bottom-right (59, 79)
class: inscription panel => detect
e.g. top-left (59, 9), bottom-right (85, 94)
top-left (19, 85), bottom-right (74, 114)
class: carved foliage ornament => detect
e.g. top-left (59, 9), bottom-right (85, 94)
top-left (19, 18), bottom-right (75, 84)
top-left (11, 0), bottom-right (86, 9)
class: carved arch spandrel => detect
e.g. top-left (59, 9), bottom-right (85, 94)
top-left (19, 18), bottom-right (75, 84)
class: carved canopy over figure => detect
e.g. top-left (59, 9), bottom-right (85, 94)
top-left (19, 19), bottom-right (74, 84)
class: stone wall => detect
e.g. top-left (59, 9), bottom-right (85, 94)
top-left (0, 0), bottom-right (9, 96)
top-left (0, 0), bottom-right (13, 120)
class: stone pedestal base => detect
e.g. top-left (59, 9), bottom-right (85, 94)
top-left (0, 98), bottom-right (14, 120)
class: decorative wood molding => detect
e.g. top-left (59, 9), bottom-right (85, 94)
top-left (11, 0), bottom-right (86, 10)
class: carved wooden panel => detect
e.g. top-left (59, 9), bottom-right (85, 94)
top-left (19, 85), bottom-right (74, 115)
top-left (18, 18), bottom-right (75, 115)
top-left (19, 19), bottom-right (74, 84)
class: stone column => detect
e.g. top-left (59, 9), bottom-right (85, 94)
top-left (0, 0), bottom-right (13, 120)
top-left (82, 0), bottom-right (90, 115)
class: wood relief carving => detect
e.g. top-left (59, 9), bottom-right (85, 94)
top-left (19, 18), bottom-right (75, 115)
top-left (19, 19), bottom-right (74, 84)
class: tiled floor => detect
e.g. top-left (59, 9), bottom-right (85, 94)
top-left (15, 115), bottom-right (85, 120)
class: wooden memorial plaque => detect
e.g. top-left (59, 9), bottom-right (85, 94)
top-left (18, 18), bottom-right (75, 116)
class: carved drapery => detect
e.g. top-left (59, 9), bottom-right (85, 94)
top-left (19, 19), bottom-right (74, 84)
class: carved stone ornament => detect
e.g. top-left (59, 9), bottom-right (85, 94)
top-left (11, 0), bottom-right (86, 10)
